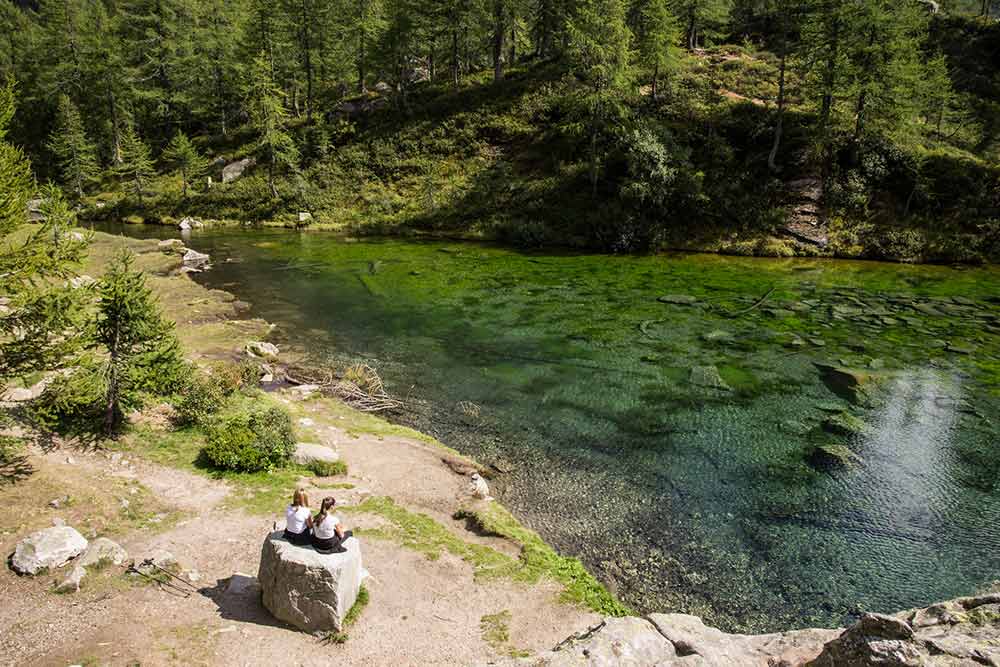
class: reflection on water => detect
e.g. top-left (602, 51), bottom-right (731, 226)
top-left (96, 223), bottom-right (1000, 632)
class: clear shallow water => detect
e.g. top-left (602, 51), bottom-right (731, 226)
top-left (102, 224), bottom-right (1000, 632)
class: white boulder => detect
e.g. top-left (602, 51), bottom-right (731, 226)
top-left (292, 442), bottom-right (340, 465)
top-left (469, 472), bottom-right (492, 501)
top-left (78, 537), bottom-right (128, 568)
top-left (245, 341), bottom-right (279, 360)
top-left (258, 530), bottom-right (363, 633)
top-left (11, 526), bottom-right (88, 575)
top-left (222, 158), bottom-right (255, 183)
top-left (182, 249), bottom-right (211, 269)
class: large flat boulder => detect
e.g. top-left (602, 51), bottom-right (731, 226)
top-left (11, 526), bottom-right (88, 575)
top-left (257, 530), bottom-right (363, 633)
top-left (292, 442), bottom-right (339, 465)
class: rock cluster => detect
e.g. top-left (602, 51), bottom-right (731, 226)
top-left (496, 594), bottom-right (1000, 666)
top-left (258, 531), bottom-right (364, 633)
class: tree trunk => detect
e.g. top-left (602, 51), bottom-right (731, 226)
top-left (301, 0), bottom-right (313, 121)
top-left (451, 29), bottom-right (460, 87)
top-left (103, 317), bottom-right (121, 436)
top-left (358, 21), bottom-right (366, 93)
top-left (509, 23), bottom-right (516, 67)
top-left (493, 1), bottom-right (505, 81)
top-left (768, 14), bottom-right (788, 172)
top-left (107, 83), bottom-right (122, 164)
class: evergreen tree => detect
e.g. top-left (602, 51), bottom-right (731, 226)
top-left (48, 94), bottom-right (99, 198)
top-left (245, 54), bottom-right (299, 197)
top-left (0, 82), bottom-right (89, 381)
top-left (115, 124), bottom-right (156, 206)
top-left (568, 0), bottom-right (633, 194)
top-left (95, 248), bottom-right (185, 435)
top-left (162, 131), bottom-right (208, 198)
top-left (634, 0), bottom-right (681, 100)
top-left (671, 0), bottom-right (730, 50)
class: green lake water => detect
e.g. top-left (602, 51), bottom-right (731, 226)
top-left (103, 224), bottom-right (1000, 632)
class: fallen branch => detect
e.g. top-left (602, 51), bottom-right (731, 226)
top-left (718, 286), bottom-right (776, 318)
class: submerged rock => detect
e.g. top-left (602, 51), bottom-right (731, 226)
top-left (701, 330), bottom-right (735, 344)
top-left (657, 294), bottom-right (698, 305)
top-left (182, 249), bottom-right (210, 269)
top-left (814, 363), bottom-right (884, 405)
top-left (821, 411), bottom-right (869, 436)
top-left (689, 365), bottom-right (731, 391)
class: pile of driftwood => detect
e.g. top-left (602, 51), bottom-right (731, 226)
top-left (286, 362), bottom-right (402, 413)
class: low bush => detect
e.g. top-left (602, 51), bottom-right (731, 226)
top-left (201, 405), bottom-right (296, 472)
top-left (307, 459), bottom-right (347, 477)
top-left (174, 372), bottom-right (226, 426)
top-left (29, 363), bottom-right (107, 434)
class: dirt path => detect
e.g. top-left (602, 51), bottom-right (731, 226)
top-left (2, 409), bottom-right (597, 667)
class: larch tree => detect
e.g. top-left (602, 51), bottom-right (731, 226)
top-left (48, 94), bottom-right (99, 199)
top-left (162, 131), bottom-right (208, 198)
top-left (115, 124), bottom-right (156, 206)
top-left (95, 248), bottom-right (185, 436)
top-left (567, 0), bottom-right (633, 195)
top-left (634, 0), bottom-right (681, 101)
top-left (0, 82), bottom-right (89, 383)
top-left (670, 0), bottom-right (730, 50)
top-left (245, 54), bottom-right (299, 197)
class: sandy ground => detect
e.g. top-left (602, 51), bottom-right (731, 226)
top-left (0, 405), bottom-right (598, 667)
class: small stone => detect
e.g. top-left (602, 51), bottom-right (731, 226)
top-left (182, 249), bottom-right (211, 269)
top-left (245, 341), bottom-right (279, 360)
top-left (689, 366), bottom-right (731, 391)
top-left (78, 537), bottom-right (128, 568)
top-left (56, 565), bottom-right (87, 593)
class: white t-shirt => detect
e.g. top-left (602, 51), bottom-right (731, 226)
top-left (286, 505), bottom-right (310, 534)
top-left (313, 514), bottom-right (341, 540)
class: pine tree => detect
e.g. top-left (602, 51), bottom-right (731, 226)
top-left (95, 248), bottom-right (184, 435)
top-left (48, 94), bottom-right (99, 198)
top-left (634, 0), bottom-right (681, 101)
top-left (245, 53), bottom-right (299, 198)
top-left (163, 131), bottom-right (208, 198)
top-left (568, 0), bottom-right (633, 194)
top-left (0, 82), bottom-right (89, 381)
top-left (115, 124), bottom-right (156, 206)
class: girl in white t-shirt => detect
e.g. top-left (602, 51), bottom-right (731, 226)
top-left (311, 496), bottom-right (352, 554)
top-left (283, 488), bottom-right (313, 546)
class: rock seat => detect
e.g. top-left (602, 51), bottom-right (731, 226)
top-left (257, 530), bottom-right (362, 633)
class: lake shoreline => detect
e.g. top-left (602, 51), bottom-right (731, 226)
top-left (92, 215), bottom-right (998, 268)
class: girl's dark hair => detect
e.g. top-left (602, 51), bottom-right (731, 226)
top-left (314, 497), bottom-right (336, 526)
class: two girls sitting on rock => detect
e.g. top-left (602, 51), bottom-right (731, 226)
top-left (283, 489), bottom-right (353, 554)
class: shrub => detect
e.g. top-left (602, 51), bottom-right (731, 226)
top-left (175, 372), bottom-right (226, 426)
top-left (201, 405), bottom-right (295, 472)
top-left (307, 459), bottom-right (347, 477)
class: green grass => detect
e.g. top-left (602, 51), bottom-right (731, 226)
top-left (480, 610), bottom-right (511, 649)
top-left (307, 459), bottom-right (348, 477)
top-left (322, 586), bottom-right (369, 644)
top-left (349, 496), bottom-right (628, 616)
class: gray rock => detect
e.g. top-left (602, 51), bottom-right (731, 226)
top-left (178, 216), bottom-right (203, 230)
top-left (26, 198), bottom-right (46, 222)
top-left (225, 572), bottom-right (258, 596)
top-left (78, 537), bottom-right (128, 568)
top-left (158, 238), bottom-right (185, 250)
top-left (245, 341), bottom-right (279, 360)
top-left (258, 530), bottom-right (364, 633)
top-left (298, 211), bottom-right (313, 224)
top-left (56, 564), bottom-right (87, 593)
top-left (221, 158), bottom-right (255, 183)
top-left (182, 249), bottom-right (211, 269)
top-left (292, 442), bottom-right (340, 465)
top-left (287, 383), bottom-right (319, 398)
top-left (11, 526), bottom-right (88, 575)
top-left (68, 275), bottom-right (97, 289)
top-left (702, 330), bottom-right (734, 343)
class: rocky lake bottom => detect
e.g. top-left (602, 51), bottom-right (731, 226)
top-left (100, 223), bottom-right (1000, 633)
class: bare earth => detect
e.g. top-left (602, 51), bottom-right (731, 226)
top-left (1, 409), bottom-right (598, 666)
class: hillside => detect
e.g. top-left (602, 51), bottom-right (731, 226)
top-left (2, 0), bottom-right (999, 262)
